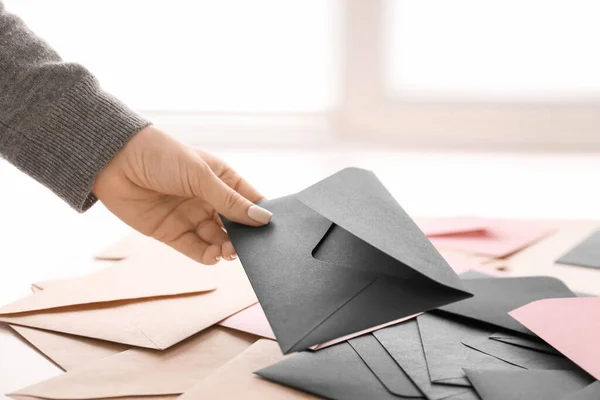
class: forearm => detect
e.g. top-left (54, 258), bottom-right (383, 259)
top-left (0, 2), bottom-right (149, 211)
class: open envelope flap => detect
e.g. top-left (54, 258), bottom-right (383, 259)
top-left (297, 167), bottom-right (470, 293)
top-left (436, 276), bottom-right (576, 336)
top-left (9, 327), bottom-right (255, 399)
top-left (224, 169), bottom-right (471, 353)
top-left (0, 254), bottom-right (217, 315)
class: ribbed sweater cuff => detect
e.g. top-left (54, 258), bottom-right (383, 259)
top-left (15, 76), bottom-right (150, 212)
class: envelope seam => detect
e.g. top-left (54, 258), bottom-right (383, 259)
top-left (286, 278), bottom-right (378, 353)
top-left (131, 321), bottom-right (161, 349)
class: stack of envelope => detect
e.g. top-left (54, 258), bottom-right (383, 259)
top-left (1, 167), bottom-right (598, 400)
top-left (253, 273), bottom-right (599, 400)
top-left (0, 247), bottom-right (270, 399)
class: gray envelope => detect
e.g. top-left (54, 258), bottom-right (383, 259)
top-left (348, 334), bottom-right (423, 398)
top-left (464, 369), bottom-right (595, 400)
top-left (372, 319), bottom-right (474, 400)
top-left (417, 313), bottom-right (521, 386)
top-left (488, 333), bottom-right (560, 355)
top-left (436, 276), bottom-right (575, 336)
top-left (224, 167), bottom-right (471, 353)
top-left (556, 230), bottom-right (600, 270)
top-left (256, 340), bottom-right (423, 399)
top-left (561, 381), bottom-right (600, 400)
top-left (462, 337), bottom-right (580, 370)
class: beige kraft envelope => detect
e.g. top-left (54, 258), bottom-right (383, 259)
top-left (10, 325), bottom-right (128, 371)
top-left (179, 339), bottom-right (318, 400)
top-left (0, 252), bottom-right (216, 315)
top-left (0, 257), bottom-right (257, 349)
top-left (8, 326), bottom-right (256, 400)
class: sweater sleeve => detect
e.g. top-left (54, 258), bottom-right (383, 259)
top-left (0, 2), bottom-right (150, 212)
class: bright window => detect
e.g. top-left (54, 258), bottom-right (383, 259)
top-left (386, 0), bottom-right (600, 101)
top-left (5, 0), bottom-right (338, 112)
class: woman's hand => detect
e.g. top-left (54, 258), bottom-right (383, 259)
top-left (93, 126), bottom-right (272, 265)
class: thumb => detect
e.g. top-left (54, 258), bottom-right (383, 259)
top-left (202, 170), bottom-right (272, 226)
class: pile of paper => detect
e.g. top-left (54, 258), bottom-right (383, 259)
top-left (1, 167), bottom-right (598, 400)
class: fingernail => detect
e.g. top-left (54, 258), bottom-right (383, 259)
top-left (230, 253), bottom-right (238, 259)
top-left (215, 256), bottom-right (222, 262)
top-left (248, 205), bottom-right (273, 224)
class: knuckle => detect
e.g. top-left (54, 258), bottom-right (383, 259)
top-left (224, 189), bottom-right (242, 210)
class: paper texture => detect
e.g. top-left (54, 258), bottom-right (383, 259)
top-left (0, 254), bottom-right (216, 314)
top-left (179, 340), bottom-right (316, 400)
top-left (556, 230), bottom-right (600, 269)
top-left (0, 261), bottom-right (257, 349)
top-left (224, 168), bottom-right (471, 353)
top-left (560, 381), bottom-right (600, 400)
top-left (427, 218), bottom-right (553, 257)
top-left (417, 313), bottom-right (520, 385)
top-left (10, 325), bottom-right (127, 371)
top-left (9, 327), bottom-right (256, 399)
top-left (462, 336), bottom-right (580, 370)
top-left (488, 333), bottom-right (560, 356)
top-left (464, 369), bottom-right (594, 400)
top-left (219, 251), bottom-right (485, 349)
top-left (257, 340), bottom-right (426, 400)
top-left (372, 320), bottom-right (472, 400)
top-left (347, 334), bottom-right (422, 397)
top-left (510, 297), bottom-right (600, 381)
top-left (437, 276), bottom-right (575, 336)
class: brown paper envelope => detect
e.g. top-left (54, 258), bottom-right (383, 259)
top-left (10, 325), bottom-right (128, 371)
top-left (11, 396), bottom-right (176, 400)
top-left (0, 262), bottom-right (258, 349)
top-left (95, 232), bottom-right (165, 261)
top-left (179, 339), bottom-right (318, 400)
top-left (8, 326), bottom-right (256, 399)
top-left (0, 252), bottom-right (216, 314)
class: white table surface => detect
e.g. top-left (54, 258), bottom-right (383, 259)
top-left (1, 149), bottom-right (600, 396)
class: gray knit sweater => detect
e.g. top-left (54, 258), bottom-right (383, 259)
top-left (0, 2), bottom-right (149, 211)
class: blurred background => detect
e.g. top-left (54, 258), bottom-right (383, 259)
top-left (1, 1), bottom-right (600, 391)
top-left (6, 0), bottom-right (600, 150)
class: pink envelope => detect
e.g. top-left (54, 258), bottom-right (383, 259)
top-left (418, 219), bottom-right (485, 237)
top-left (218, 252), bottom-right (500, 349)
top-left (510, 297), bottom-right (600, 381)
top-left (426, 218), bottom-right (554, 258)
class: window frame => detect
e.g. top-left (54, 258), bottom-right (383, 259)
top-left (332, 0), bottom-right (600, 151)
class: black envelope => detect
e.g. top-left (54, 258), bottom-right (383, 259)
top-left (464, 369), bottom-right (595, 400)
top-left (417, 313), bottom-right (521, 386)
top-left (257, 331), bottom-right (480, 400)
top-left (462, 336), bottom-right (580, 371)
top-left (373, 320), bottom-right (475, 400)
top-left (556, 230), bottom-right (600, 270)
top-left (224, 168), bottom-right (471, 353)
top-left (561, 381), bottom-right (600, 400)
top-left (488, 333), bottom-right (560, 355)
top-left (256, 340), bottom-right (422, 399)
top-left (436, 276), bottom-right (575, 336)
top-left (348, 334), bottom-right (423, 398)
